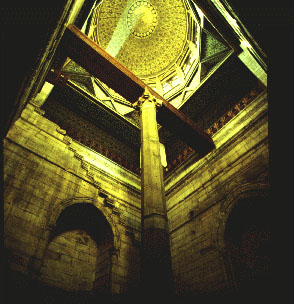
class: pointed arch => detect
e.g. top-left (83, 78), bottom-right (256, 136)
top-left (49, 197), bottom-right (121, 252)
top-left (212, 182), bottom-right (270, 292)
top-left (215, 183), bottom-right (269, 252)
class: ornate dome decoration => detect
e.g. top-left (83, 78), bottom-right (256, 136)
top-left (85, 0), bottom-right (229, 117)
top-left (127, 1), bottom-right (158, 38)
top-left (90, 0), bottom-right (190, 79)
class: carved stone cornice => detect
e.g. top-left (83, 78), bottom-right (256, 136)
top-left (63, 144), bottom-right (106, 193)
top-left (166, 86), bottom-right (264, 174)
top-left (45, 109), bottom-right (140, 174)
top-left (206, 87), bottom-right (263, 136)
top-left (56, 126), bottom-right (66, 135)
top-left (102, 197), bottom-right (120, 216)
top-left (34, 107), bottom-right (45, 116)
top-left (63, 135), bottom-right (72, 145)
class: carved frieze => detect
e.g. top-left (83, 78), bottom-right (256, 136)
top-left (166, 86), bottom-right (264, 174)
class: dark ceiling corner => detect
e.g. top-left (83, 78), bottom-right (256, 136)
top-left (1, 0), bottom-right (69, 138)
top-left (225, 0), bottom-right (292, 54)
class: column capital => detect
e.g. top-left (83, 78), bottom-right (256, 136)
top-left (133, 87), bottom-right (162, 110)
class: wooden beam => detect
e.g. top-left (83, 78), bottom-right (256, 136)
top-left (55, 24), bottom-right (215, 155)
top-left (58, 24), bottom-right (145, 103)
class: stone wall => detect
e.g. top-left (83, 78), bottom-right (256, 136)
top-left (39, 229), bottom-right (101, 292)
top-left (42, 97), bottom-right (141, 173)
top-left (165, 91), bottom-right (269, 295)
top-left (4, 89), bottom-right (270, 299)
top-left (3, 102), bottom-right (141, 296)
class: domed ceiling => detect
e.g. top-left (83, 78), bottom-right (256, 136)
top-left (90, 0), bottom-right (189, 78)
top-left (42, 0), bottom-right (261, 174)
top-left (85, 0), bottom-right (203, 108)
top-left (59, 0), bottom-right (233, 125)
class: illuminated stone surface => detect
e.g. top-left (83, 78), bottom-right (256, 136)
top-left (4, 91), bottom-right (269, 298)
top-left (139, 90), bottom-right (173, 294)
top-left (4, 103), bottom-right (141, 296)
top-left (39, 230), bottom-right (99, 292)
top-left (3, 0), bottom-right (270, 300)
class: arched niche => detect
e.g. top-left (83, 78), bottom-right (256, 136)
top-left (49, 197), bottom-right (121, 251)
top-left (39, 202), bottom-right (115, 295)
top-left (223, 192), bottom-right (272, 295)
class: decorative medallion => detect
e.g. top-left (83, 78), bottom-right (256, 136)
top-left (127, 1), bottom-right (158, 38)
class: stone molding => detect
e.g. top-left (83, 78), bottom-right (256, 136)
top-left (62, 139), bottom-right (105, 191)
top-left (166, 134), bottom-right (268, 221)
top-left (34, 106), bottom-right (45, 116)
top-left (62, 135), bottom-right (141, 194)
top-left (165, 86), bottom-right (265, 174)
top-left (56, 126), bottom-right (66, 135)
top-left (165, 90), bottom-right (268, 195)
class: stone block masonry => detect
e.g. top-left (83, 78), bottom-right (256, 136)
top-left (165, 91), bottom-right (269, 295)
top-left (4, 102), bottom-right (141, 296)
top-left (4, 90), bottom-right (269, 298)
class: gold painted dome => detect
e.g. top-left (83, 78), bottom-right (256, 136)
top-left (90, 0), bottom-right (188, 78)
top-left (127, 1), bottom-right (158, 38)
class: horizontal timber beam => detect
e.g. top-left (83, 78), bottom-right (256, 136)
top-left (54, 24), bottom-right (215, 155)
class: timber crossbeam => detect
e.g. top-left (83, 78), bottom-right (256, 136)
top-left (53, 24), bottom-right (215, 156)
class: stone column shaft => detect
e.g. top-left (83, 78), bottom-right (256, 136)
top-left (138, 89), bottom-right (173, 296)
top-left (141, 99), bottom-right (166, 230)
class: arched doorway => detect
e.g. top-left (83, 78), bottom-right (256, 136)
top-left (39, 203), bottom-right (114, 296)
top-left (224, 195), bottom-right (272, 296)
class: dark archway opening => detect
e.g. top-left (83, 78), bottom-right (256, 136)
top-left (51, 202), bottom-right (113, 245)
top-left (8, 203), bottom-right (115, 304)
top-left (224, 195), bottom-right (272, 299)
top-left (40, 203), bottom-right (114, 297)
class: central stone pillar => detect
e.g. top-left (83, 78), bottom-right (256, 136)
top-left (135, 89), bottom-right (174, 297)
